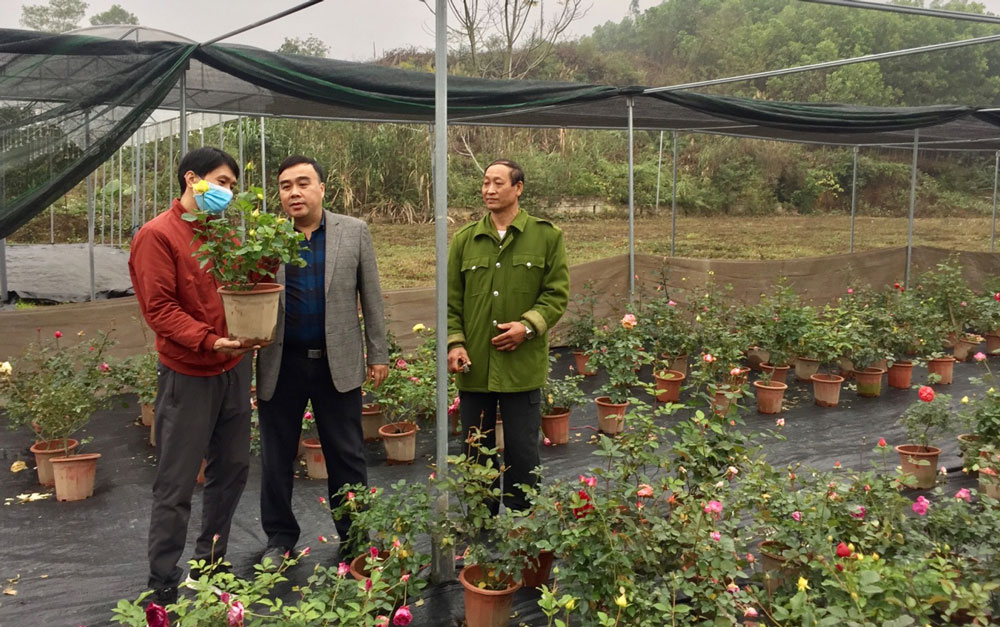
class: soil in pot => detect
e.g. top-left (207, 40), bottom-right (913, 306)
top-left (379, 422), bottom-right (417, 464)
top-left (887, 361), bottom-right (914, 389)
top-left (594, 397), bottom-right (628, 435)
top-left (753, 380), bottom-right (788, 414)
top-left (50, 452), bottom-right (101, 501)
top-left (572, 351), bottom-right (596, 376)
top-left (854, 367), bottom-right (885, 398)
top-left (302, 438), bottom-right (327, 479)
top-left (459, 564), bottom-right (521, 627)
top-left (654, 369), bottom-right (686, 403)
top-left (30, 438), bottom-right (79, 487)
top-left (895, 444), bottom-right (942, 490)
top-left (927, 357), bottom-right (955, 385)
top-left (541, 409), bottom-right (571, 445)
top-left (810, 373), bottom-right (844, 407)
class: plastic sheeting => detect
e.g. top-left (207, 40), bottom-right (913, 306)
top-left (1, 243), bottom-right (132, 303)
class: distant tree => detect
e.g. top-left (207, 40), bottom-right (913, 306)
top-left (277, 36), bottom-right (329, 58)
top-left (89, 4), bottom-right (138, 25)
top-left (20, 0), bottom-right (88, 32)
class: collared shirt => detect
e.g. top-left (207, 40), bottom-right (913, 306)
top-left (284, 215), bottom-right (326, 348)
top-left (447, 209), bottom-right (570, 393)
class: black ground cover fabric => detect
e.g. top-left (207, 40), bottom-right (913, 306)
top-left (0, 351), bottom-right (983, 626)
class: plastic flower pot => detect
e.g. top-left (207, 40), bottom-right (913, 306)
top-left (895, 444), bottom-right (942, 490)
top-left (140, 402), bottom-right (154, 427)
top-left (979, 472), bottom-right (1000, 500)
top-left (301, 438), bottom-right (327, 479)
top-left (810, 373), bottom-right (844, 407)
top-left (379, 421), bottom-right (417, 464)
top-left (217, 282), bottom-right (284, 342)
top-left (541, 408), bottom-right (571, 445)
top-left (794, 357), bottom-right (821, 382)
top-left (654, 369), bottom-right (686, 403)
top-left (986, 333), bottom-right (1000, 355)
top-left (571, 351), bottom-right (596, 376)
top-left (927, 357), bottom-right (955, 385)
top-left (361, 403), bottom-right (383, 442)
top-left (854, 367), bottom-right (885, 398)
top-left (459, 564), bottom-right (521, 627)
top-left (957, 434), bottom-right (980, 476)
top-left (887, 361), bottom-right (915, 389)
top-left (595, 396), bottom-right (627, 434)
top-left (661, 353), bottom-right (688, 376)
top-left (760, 363), bottom-right (790, 385)
top-left (953, 337), bottom-right (979, 362)
top-left (710, 385), bottom-right (739, 416)
top-left (838, 356), bottom-right (855, 380)
top-left (50, 452), bottom-right (101, 501)
top-left (520, 550), bottom-right (555, 588)
top-left (29, 438), bottom-right (79, 487)
top-left (753, 380), bottom-right (787, 414)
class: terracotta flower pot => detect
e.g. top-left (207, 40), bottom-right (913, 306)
top-left (710, 385), bottom-right (740, 416)
top-left (50, 452), bottom-right (101, 501)
top-left (520, 550), bottom-right (555, 588)
top-left (541, 408), bottom-right (571, 445)
top-left (572, 351), bottom-right (595, 377)
top-left (838, 356), bottom-right (855, 379)
top-left (760, 363), bottom-right (790, 385)
top-left (140, 403), bottom-right (154, 427)
top-left (594, 396), bottom-right (627, 434)
top-left (349, 550), bottom-right (389, 581)
top-left (361, 403), bottom-right (384, 442)
top-left (459, 564), bottom-right (521, 627)
top-left (953, 337), bottom-right (979, 362)
top-left (986, 333), bottom-right (1000, 355)
top-left (753, 380), bottom-right (788, 414)
top-left (810, 373), bottom-right (844, 407)
top-left (217, 282), bottom-right (284, 343)
top-left (661, 353), bottom-right (688, 376)
top-left (746, 347), bottom-right (770, 372)
top-left (895, 444), bottom-right (942, 490)
top-left (979, 472), bottom-right (1000, 500)
top-left (758, 540), bottom-right (798, 595)
top-left (957, 433), bottom-right (980, 476)
top-left (794, 357), bottom-right (821, 382)
top-left (887, 361), bottom-right (914, 389)
top-left (854, 367), bottom-right (885, 398)
top-left (653, 369), bottom-right (686, 403)
top-left (379, 421), bottom-right (417, 464)
top-left (927, 357), bottom-right (955, 384)
top-left (301, 438), bottom-right (327, 479)
top-left (29, 438), bottom-right (79, 487)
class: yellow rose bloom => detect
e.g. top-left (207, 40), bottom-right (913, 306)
top-left (252, 209), bottom-right (260, 217)
top-left (412, 323), bottom-right (426, 333)
top-left (797, 577), bottom-right (809, 592)
top-left (565, 598), bottom-right (575, 611)
top-left (0, 361), bottom-right (11, 376)
top-left (615, 592), bottom-right (628, 608)
top-left (192, 179), bottom-right (210, 194)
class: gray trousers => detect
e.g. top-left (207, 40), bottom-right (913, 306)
top-left (148, 357), bottom-right (251, 589)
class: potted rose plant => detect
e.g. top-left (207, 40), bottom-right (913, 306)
top-left (974, 290), bottom-right (1000, 354)
top-left (586, 313), bottom-right (654, 434)
top-left (560, 281), bottom-right (599, 376)
top-left (918, 257), bottom-right (980, 360)
top-left (957, 354), bottom-right (1000, 472)
top-left (540, 354), bottom-right (587, 445)
top-left (182, 184), bottom-right (306, 342)
top-left (641, 288), bottom-right (695, 377)
top-left (896, 385), bottom-right (952, 489)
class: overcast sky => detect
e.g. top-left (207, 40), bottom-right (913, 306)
top-left (5, 0), bottom-right (1000, 61)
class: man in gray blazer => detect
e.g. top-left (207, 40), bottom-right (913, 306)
top-left (256, 155), bottom-right (389, 566)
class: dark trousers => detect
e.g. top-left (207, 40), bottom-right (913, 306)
top-left (258, 351), bottom-right (366, 549)
top-left (459, 389), bottom-right (542, 513)
top-left (148, 357), bottom-right (251, 589)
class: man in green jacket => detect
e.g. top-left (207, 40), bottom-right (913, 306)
top-left (447, 159), bottom-right (569, 513)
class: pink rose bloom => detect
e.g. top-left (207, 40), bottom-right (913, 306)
top-left (730, 367), bottom-right (742, 376)
top-left (710, 531), bottom-right (721, 542)
top-left (365, 578), bottom-right (373, 592)
top-left (448, 396), bottom-right (460, 415)
top-left (392, 605), bottom-right (413, 626)
top-left (850, 505), bottom-right (866, 520)
top-left (543, 437), bottom-right (552, 446)
top-left (375, 617), bottom-right (390, 627)
top-left (975, 352), bottom-right (987, 362)
top-left (54, 330), bottom-right (63, 338)
top-left (400, 573), bottom-right (411, 582)
top-left (791, 511), bottom-right (802, 522)
top-left (846, 288), bottom-right (853, 294)
top-left (227, 600), bottom-right (244, 627)
top-left (955, 488), bottom-right (972, 502)
top-left (775, 418), bottom-right (785, 427)
top-left (911, 495), bottom-right (930, 516)
top-left (704, 500), bottom-right (723, 518)
top-left (702, 353), bottom-right (716, 363)
top-left (303, 411), bottom-right (313, 421)
top-left (370, 546), bottom-right (380, 559)
top-left (145, 603), bottom-right (169, 627)
top-left (395, 358), bottom-right (408, 370)
top-left (579, 474), bottom-right (597, 487)
top-left (337, 561), bottom-right (350, 577)
top-left (667, 300), bottom-right (676, 307)
top-left (318, 535), bottom-right (327, 543)
top-left (636, 484), bottom-right (654, 498)
top-left (621, 313), bottom-right (637, 330)
top-left (744, 607), bottom-right (759, 618)
top-left (99, 362), bottom-right (110, 372)
top-left (409, 376), bottom-right (420, 383)
top-left (347, 491), bottom-right (355, 500)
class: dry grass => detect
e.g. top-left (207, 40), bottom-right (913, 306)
top-left (370, 215), bottom-right (998, 290)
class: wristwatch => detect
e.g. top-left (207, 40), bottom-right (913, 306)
top-left (522, 320), bottom-right (535, 339)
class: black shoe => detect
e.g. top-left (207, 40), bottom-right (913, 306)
top-left (260, 545), bottom-right (292, 570)
top-left (148, 586), bottom-right (178, 606)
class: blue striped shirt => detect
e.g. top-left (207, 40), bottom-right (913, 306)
top-left (284, 216), bottom-right (326, 348)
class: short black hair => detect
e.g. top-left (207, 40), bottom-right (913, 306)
top-left (177, 147), bottom-right (239, 194)
top-left (485, 159), bottom-right (525, 186)
top-left (277, 155), bottom-right (325, 183)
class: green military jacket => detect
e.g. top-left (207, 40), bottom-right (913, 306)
top-left (447, 209), bottom-right (569, 392)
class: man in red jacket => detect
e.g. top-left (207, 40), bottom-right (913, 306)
top-left (129, 147), bottom-right (255, 607)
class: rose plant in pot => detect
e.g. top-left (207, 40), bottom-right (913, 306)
top-left (540, 354), bottom-right (587, 446)
top-left (881, 283), bottom-right (934, 389)
top-left (182, 184), bottom-right (306, 343)
top-left (802, 318), bottom-right (850, 408)
top-left (586, 313), bottom-right (653, 434)
top-left (560, 281), bottom-right (599, 376)
top-left (896, 385), bottom-right (952, 489)
top-left (0, 330), bottom-right (121, 499)
top-left (956, 354), bottom-right (1000, 473)
top-left (641, 286), bottom-right (696, 378)
top-left (975, 290), bottom-right (1000, 354)
top-left (917, 257), bottom-right (980, 360)
top-left (752, 282), bottom-right (811, 385)
top-left (120, 350), bottom-right (159, 429)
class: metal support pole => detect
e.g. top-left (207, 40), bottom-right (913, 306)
top-left (100, 160), bottom-right (106, 245)
top-left (118, 144), bottom-right (123, 246)
top-left (905, 130), bottom-right (919, 290)
top-left (627, 96), bottom-right (636, 299)
top-left (0, 239), bottom-right (7, 303)
top-left (238, 116), bottom-right (245, 231)
top-left (132, 134), bottom-right (139, 234)
top-left (50, 205), bottom-right (55, 244)
top-left (86, 113), bottom-right (95, 301)
top-left (179, 71), bottom-right (188, 156)
top-left (671, 132), bottom-right (678, 257)
top-left (219, 113), bottom-right (225, 150)
top-left (169, 119), bottom-right (175, 201)
top-left (992, 151), bottom-right (999, 252)
top-left (139, 126), bottom-right (146, 224)
top-left (430, 0), bottom-right (454, 584)
top-left (850, 146), bottom-right (858, 253)
top-left (153, 127), bottom-right (159, 214)
top-left (654, 130), bottom-right (663, 213)
top-left (260, 116), bottom-right (267, 212)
